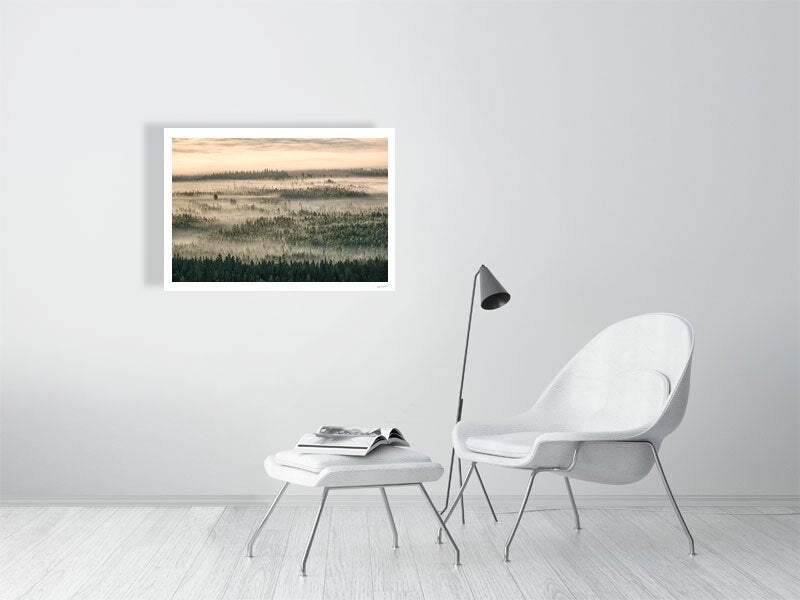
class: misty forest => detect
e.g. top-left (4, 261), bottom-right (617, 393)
top-left (171, 168), bottom-right (389, 283)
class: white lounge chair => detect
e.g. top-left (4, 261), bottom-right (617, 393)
top-left (439, 313), bottom-right (697, 561)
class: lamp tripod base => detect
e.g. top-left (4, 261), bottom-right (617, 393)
top-left (439, 448), bottom-right (498, 524)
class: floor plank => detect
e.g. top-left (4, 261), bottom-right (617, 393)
top-left (480, 505), bottom-right (586, 600)
top-left (541, 507), bottom-right (659, 599)
top-left (18, 508), bottom-right (150, 600)
top-left (222, 506), bottom-right (296, 600)
top-left (539, 508), bottom-right (675, 599)
top-left (752, 505), bottom-right (800, 516)
top-left (684, 510), bottom-right (800, 598)
top-left (0, 507), bottom-right (116, 600)
top-left (67, 507), bottom-right (188, 600)
top-left (626, 508), bottom-right (782, 599)
top-left (0, 508), bottom-right (46, 544)
top-left (754, 507), bottom-right (800, 544)
top-left (455, 508), bottom-right (524, 600)
top-left (0, 507), bottom-right (83, 573)
top-left (724, 508), bottom-right (800, 553)
top-left (367, 502), bottom-right (424, 600)
top-left (119, 506), bottom-right (224, 600)
top-left (395, 504), bottom-right (474, 600)
top-left (323, 506), bottom-right (374, 600)
top-left (267, 507), bottom-right (326, 600)
top-left (0, 503), bottom-right (796, 600)
top-left (173, 507), bottom-right (263, 600)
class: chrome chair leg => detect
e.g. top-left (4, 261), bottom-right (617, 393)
top-left (564, 477), bottom-right (581, 530)
top-left (437, 462), bottom-right (476, 543)
top-left (648, 442), bottom-right (696, 556)
top-left (440, 448), bottom-right (457, 513)
top-left (457, 458), bottom-right (465, 524)
top-left (418, 484), bottom-right (461, 566)
top-left (245, 481), bottom-right (289, 557)
top-left (300, 488), bottom-right (329, 576)
top-left (474, 466), bottom-right (498, 522)
top-left (504, 470), bottom-right (538, 562)
top-left (440, 457), bottom-right (496, 524)
top-left (379, 487), bottom-right (399, 549)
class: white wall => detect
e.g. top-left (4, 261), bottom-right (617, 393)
top-left (1, 0), bottom-right (797, 500)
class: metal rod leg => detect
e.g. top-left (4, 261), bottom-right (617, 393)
top-left (648, 443), bottom-right (696, 556)
top-left (437, 463), bottom-right (476, 543)
top-left (419, 484), bottom-right (461, 566)
top-left (300, 488), bottom-right (329, 576)
top-left (474, 466), bottom-right (498, 522)
top-left (504, 470), bottom-right (537, 562)
top-left (457, 458), bottom-right (465, 524)
top-left (564, 478), bottom-right (581, 530)
top-left (380, 487), bottom-right (399, 549)
top-left (440, 448), bottom-right (456, 513)
top-left (245, 481), bottom-right (289, 557)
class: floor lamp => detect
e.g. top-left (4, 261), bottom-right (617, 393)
top-left (440, 264), bottom-right (510, 524)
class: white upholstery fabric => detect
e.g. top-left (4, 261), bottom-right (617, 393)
top-left (465, 432), bottom-right (544, 458)
top-left (265, 446), bottom-right (444, 488)
top-left (453, 314), bottom-right (693, 485)
top-left (274, 447), bottom-right (433, 473)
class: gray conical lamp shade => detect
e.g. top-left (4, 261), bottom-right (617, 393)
top-left (478, 265), bottom-right (510, 310)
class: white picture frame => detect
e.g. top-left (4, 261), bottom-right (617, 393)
top-left (163, 127), bottom-right (395, 292)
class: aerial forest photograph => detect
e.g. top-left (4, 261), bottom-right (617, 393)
top-left (165, 129), bottom-right (394, 290)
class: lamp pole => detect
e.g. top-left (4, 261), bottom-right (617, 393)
top-left (440, 267), bottom-right (500, 524)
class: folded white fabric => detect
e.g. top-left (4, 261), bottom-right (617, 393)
top-left (266, 445), bottom-right (444, 488)
top-left (273, 446), bottom-right (434, 473)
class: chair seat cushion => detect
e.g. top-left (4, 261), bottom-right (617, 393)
top-left (265, 445), bottom-right (444, 488)
top-left (465, 432), bottom-right (542, 458)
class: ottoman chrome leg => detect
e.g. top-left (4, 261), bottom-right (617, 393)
top-left (246, 481), bottom-right (289, 557)
top-left (301, 487), bottom-right (329, 577)
top-left (418, 484), bottom-right (461, 567)
top-left (380, 487), bottom-right (399, 548)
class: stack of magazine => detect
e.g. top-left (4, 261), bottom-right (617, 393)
top-left (294, 426), bottom-right (409, 457)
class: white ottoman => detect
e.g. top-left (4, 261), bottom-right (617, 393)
top-left (245, 446), bottom-right (460, 575)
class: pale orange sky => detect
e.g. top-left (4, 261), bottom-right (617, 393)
top-left (172, 138), bottom-right (388, 175)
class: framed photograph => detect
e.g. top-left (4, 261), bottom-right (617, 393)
top-left (164, 128), bottom-right (395, 291)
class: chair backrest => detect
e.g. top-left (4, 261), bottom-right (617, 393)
top-left (527, 313), bottom-right (694, 443)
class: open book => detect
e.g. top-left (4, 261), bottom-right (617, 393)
top-left (294, 426), bottom-right (410, 456)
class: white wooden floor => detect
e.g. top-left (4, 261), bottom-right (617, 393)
top-left (0, 502), bottom-right (797, 600)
